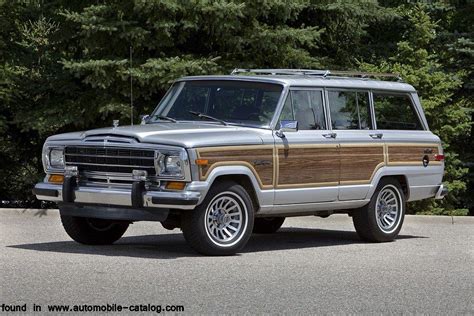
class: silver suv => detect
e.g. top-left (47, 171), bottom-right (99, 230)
top-left (33, 69), bottom-right (447, 255)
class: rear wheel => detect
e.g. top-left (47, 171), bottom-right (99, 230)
top-left (181, 181), bottom-right (254, 255)
top-left (253, 217), bottom-right (285, 234)
top-left (60, 213), bottom-right (129, 245)
top-left (353, 178), bottom-right (405, 242)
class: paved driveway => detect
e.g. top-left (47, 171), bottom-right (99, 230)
top-left (1, 209), bottom-right (473, 314)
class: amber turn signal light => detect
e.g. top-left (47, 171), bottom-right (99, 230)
top-left (165, 181), bottom-right (186, 190)
top-left (195, 159), bottom-right (209, 166)
top-left (49, 174), bottom-right (64, 184)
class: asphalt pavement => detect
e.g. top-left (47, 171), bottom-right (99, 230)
top-left (1, 209), bottom-right (473, 314)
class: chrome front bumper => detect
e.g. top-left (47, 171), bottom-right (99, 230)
top-left (33, 182), bottom-right (202, 210)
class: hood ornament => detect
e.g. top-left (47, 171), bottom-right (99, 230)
top-left (113, 120), bottom-right (119, 128)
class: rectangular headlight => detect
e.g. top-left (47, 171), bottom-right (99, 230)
top-left (154, 148), bottom-right (189, 179)
top-left (48, 148), bottom-right (65, 169)
top-left (157, 154), bottom-right (184, 177)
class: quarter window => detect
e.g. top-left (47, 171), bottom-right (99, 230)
top-left (373, 93), bottom-right (423, 130)
top-left (278, 90), bottom-right (326, 130)
top-left (327, 90), bottom-right (371, 130)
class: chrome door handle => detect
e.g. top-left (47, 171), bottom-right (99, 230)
top-left (369, 133), bottom-right (383, 139)
top-left (322, 133), bottom-right (337, 139)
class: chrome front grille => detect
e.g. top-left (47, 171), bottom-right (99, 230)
top-left (64, 146), bottom-right (156, 185)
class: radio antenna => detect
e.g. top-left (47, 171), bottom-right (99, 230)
top-left (130, 46), bottom-right (133, 125)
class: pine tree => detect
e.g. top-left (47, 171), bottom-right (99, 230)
top-left (361, 3), bottom-right (471, 215)
top-left (0, 0), bottom-right (472, 213)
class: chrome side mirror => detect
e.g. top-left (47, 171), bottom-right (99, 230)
top-left (140, 114), bottom-right (150, 125)
top-left (275, 120), bottom-right (298, 138)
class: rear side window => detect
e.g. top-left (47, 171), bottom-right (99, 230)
top-left (327, 90), bottom-right (371, 130)
top-left (279, 90), bottom-right (326, 130)
top-left (373, 93), bottom-right (423, 130)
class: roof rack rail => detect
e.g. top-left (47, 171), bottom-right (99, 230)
top-left (230, 68), bottom-right (403, 81)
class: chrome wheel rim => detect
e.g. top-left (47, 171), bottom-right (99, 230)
top-left (375, 185), bottom-right (402, 233)
top-left (204, 192), bottom-right (247, 247)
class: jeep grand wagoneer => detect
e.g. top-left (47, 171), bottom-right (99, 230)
top-left (33, 69), bottom-right (447, 255)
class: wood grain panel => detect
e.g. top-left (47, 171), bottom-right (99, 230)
top-left (277, 146), bottom-right (339, 187)
top-left (387, 144), bottom-right (440, 166)
top-left (196, 142), bottom-right (441, 192)
top-left (339, 145), bottom-right (384, 184)
top-left (197, 147), bottom-right (274, 188)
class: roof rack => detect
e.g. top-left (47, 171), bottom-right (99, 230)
top-left (230, 68), bottom-right (403, 81)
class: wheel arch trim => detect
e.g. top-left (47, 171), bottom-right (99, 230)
top-left (366, 167), bottom-right (413, 200)
top-left (197, 165), bottom-right (272, 209)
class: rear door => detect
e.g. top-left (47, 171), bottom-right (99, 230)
top-left (325, 89), bottom-right (385, 201)
top-left (274, 88), bottom-right (339, 204)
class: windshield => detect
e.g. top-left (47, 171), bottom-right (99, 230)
top-left (149, 80), bottom-right (283, 128)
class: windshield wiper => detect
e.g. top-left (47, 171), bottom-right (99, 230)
top-left (153, 115), bottom-right (177, 123)
top-left (189, 111), bottom-right (228, 126)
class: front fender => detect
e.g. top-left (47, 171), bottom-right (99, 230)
top-left (190, 165), bottom-right (274, 208)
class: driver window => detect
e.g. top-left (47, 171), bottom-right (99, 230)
top-left (278, 90), bottom-right (326, 130)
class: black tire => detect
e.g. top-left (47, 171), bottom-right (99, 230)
top-left (353, 178), bottom-right (406, 242)
top-left (181, 181), bottom-right (254, 255)
top-left (60, 214), bottom-right (129, 245)
top-left (253, 217), bottom-right (285, 234)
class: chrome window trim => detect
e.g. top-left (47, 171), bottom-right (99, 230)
top-left (269, 83), bottom-right (291, 130)
top-left (368, 90), bottom-right (377, 130)
top-left (323, 88), bottom-right (332, 131)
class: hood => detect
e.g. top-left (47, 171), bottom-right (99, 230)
top-left (47, 122), bottom-right (272, 148)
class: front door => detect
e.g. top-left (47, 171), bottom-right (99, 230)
top-left (274, 88), bottom-right (339, 204)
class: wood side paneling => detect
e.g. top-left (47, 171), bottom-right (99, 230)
top-left (196, 142), bottom-right (441, 191)
top-left (277, 146), bottom-right (339, 186)
top-left (339, 145), bottom-right (384, 183)
top-left (197, 147), bottom-right (274, 188)
top-left (387, 145), bottom-right (440, 165)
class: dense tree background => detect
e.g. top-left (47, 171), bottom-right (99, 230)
top-left (0, 0), bottom-right (472, 215)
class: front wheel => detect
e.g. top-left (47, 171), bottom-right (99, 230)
top-left (60, 213), bottom-right (129, 245)
top-left (181, 181), bottom-right (254, 255)
top-left (353, 178), bottom-right (405, 242)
